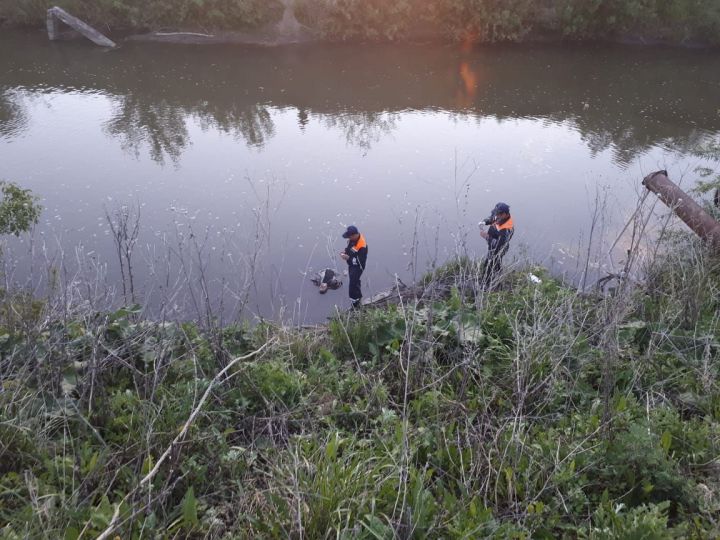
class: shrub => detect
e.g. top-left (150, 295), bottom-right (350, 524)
top-left (435, 0), bottom-right (535, 42)
top-left (3, 0), bottom-right (720, 44)
top-left (0, 0), bottom-right (282, 31)
top-left (0, 181), bottom-right (41, 237)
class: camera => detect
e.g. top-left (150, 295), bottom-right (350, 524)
top-left (482, 210), bottom-right (498, 226)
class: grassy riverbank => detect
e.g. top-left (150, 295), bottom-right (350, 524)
top-left (2, 0), bottom-right (720, 46)
top-left (1, 233), bottom-right (719, 538)
top-left (0, 0), bottom-right (282, 33)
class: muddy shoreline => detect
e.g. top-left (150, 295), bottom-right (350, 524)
top-left (124, 29), bottom-right (315, 46)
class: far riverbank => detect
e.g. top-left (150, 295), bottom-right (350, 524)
top-left (2, 0), bottom-right (720, 48)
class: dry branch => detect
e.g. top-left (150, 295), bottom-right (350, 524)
top-left (93, 338), bottom-right (276, 540)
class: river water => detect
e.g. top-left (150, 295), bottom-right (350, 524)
top-left (1, 30), bottom-right (719, 323)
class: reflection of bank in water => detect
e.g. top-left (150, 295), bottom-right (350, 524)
top-left (5, 35), bottom-right (720, 166)
top-left (457, 61), bottom-right (478, 108)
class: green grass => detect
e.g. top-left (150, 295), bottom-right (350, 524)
top-left (1, 235), bottom-right (719, 538)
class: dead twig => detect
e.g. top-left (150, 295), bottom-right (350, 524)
top-left (93, 338), bottom-right (276, 540)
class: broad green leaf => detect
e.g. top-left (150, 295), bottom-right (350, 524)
top-left (84, 451), bottom-right (99, 474)
top-left (141, 454), bottom-right (154, 476)
top-left (182, 486), bottom-right (198, 528)
top-left (661, 431), bottom-right (672, 454)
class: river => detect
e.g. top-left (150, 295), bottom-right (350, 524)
top-left (1, 29), bottom-right (719, 323)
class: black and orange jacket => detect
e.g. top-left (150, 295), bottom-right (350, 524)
top-left (487, 216), bottom-right (514, 258)
top-left (344, 234), bottom-right (368, 270)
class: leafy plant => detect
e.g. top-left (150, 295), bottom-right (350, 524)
top-left (0, 181), bottom-right (41, 237)
top-left (1, 231), bottom-right (720, 538)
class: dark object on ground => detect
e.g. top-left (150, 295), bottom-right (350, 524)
top-left (643, 170), bottom-right (720, 252)
top-left (46, 7), bottom-right (117, 47)
top-left (311, 269), bottom-right (342, 294)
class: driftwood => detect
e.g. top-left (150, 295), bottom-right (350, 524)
top-left (46, 7), bottom-right (116, 48)
top-left (361, 276), bottom-right (461, 309)
top-left (153, 32), bottom-right (215, 38)
top-left (643, 170), bottom-right (720, 252)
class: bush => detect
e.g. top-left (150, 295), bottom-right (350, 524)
top-left (0, 0), bottom-right (282, 31)
top-left (553, 0), bottom-right (720, 42)
top-left (297, 0), bottom-right (720, 43)
top-left (0, 181), bottom-right (41, 237)
top-left (583, 501), bottom-right (686, 539)
top-left (3, 0), bottom-right (720, 44)
top-left (2, 236), bottom-right (720, 536)
top-left (436, 0), bottom-right (535, 42)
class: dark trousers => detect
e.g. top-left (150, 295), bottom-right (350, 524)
top-left (348, 265), bottom-right (363, 307)
top-left (481, 255), bottom-right (503, 289)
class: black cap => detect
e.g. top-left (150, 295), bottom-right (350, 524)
top-left (342, 225), bottom-right (359, 238)
top-left (494, 202), bottom-right (510, 214)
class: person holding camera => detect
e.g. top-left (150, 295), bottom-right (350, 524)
top-left (479, 202), bottom-right (514, 288)
top-left (340, 225), bottom-right (368, 309)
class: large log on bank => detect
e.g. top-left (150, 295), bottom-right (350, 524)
top-left (47, 7), bottom-right (116, 48)
top-left (642, 170), bottom-right (720, 252)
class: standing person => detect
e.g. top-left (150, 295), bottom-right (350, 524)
top-left (479, 202), bottom-right (514, 288)
top-left (340, 225), bottom-right (368, 309)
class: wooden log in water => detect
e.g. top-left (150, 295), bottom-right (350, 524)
top-left (46, 7), bottom-right (117, 48)
top-left (361, 276), bottom-right (459, 308)
top-left (642, 170), bottom-right (720, 252)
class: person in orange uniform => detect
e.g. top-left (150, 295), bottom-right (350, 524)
top-left (340, 225), bottom-right (368, 309)
top-left (479, 202), bottom-right (514, 288)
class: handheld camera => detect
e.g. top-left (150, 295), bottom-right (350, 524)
top-left (481, 208), bottom-right (498, 226)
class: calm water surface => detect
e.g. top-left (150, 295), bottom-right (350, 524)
top-left (1, 30), bottom-right (719, 322)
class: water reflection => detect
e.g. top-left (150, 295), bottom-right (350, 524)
top-left (204, 102), bottom-right (275, 148)
top-left (2, 33), bottom-right (720, 165)
top-left (320, 111), bottom-right (399, 153)
top-left (105, 95), bottom-right (190, 164)
top-left (0, 90), bottom-right (28, 140)
top-left (4, 31), bottom-right (720, 323)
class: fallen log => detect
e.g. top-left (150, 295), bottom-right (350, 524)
top-left (47, 7), bottom-right (116, 48)
top-left (361, 275), bottom-right (463, 309)
top-left (642, 170), bottom-right (720, 252)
